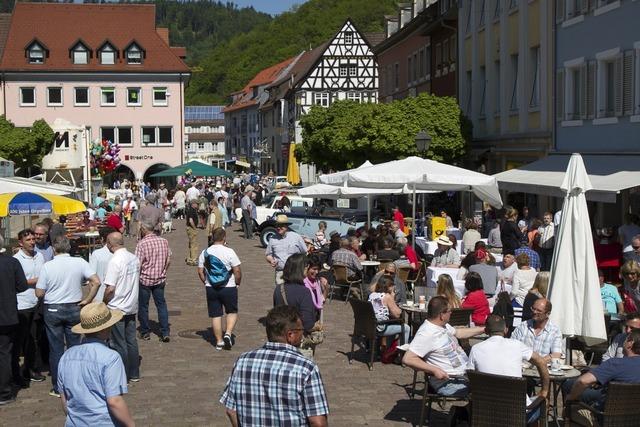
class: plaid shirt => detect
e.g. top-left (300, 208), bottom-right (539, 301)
top-left (135, 233), bottom-right (171, 286)
top-left (220, 342), bottom-right (329, 426)
top-left (330, 248), bottom-right (362, 278)
top-left (515, 246), bottom-right (541, 270)
top-left (511, 319), bottom-right (563, 356)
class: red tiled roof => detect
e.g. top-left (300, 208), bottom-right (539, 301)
top-left (0, 3), bottom-right (189, 73)
top-left (0, 14), bottom-right (11, 60)
top-left (223, 56), bottom-right (297, 113)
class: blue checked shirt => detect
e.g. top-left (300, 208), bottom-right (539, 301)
top-left (511, 319), bottom-right (563, 357)
top-left (514, 246), bottom-right (541, 270)
top-left (220, 342), bottom-right (329, 426)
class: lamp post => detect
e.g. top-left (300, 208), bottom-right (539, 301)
top-left (415, 129), bottom-right (432, 155)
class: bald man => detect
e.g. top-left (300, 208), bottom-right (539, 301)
top-left (103, 232), bottom-right (142, 382)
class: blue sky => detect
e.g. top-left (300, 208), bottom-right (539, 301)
top-left (231, 0), bottom-right (308, 15)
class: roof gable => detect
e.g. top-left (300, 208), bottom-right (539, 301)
top-left (1, 3), bottom-right (189, 73)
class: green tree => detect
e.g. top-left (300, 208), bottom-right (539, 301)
top-left (0, 116), bottom-right (54, 169)
top-left (296, 93), bottom-right (471, 171)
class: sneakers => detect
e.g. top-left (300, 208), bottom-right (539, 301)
top-left (223, 333), bottom-right (235, 350)
top-left (0, 397), bottom-right (15, 406)
top-left (49, 389), bottom-right (61, 398)
top-left (215, 342), bottom-right (224, 351)
top-left (129, 377), bottom-right (141, 383)
top-left (159, 336), bottom-right (170, 343)
top-left (30, 372), bottom-right (46, 382)
top-left (139, 332), bottom-right (150, 340)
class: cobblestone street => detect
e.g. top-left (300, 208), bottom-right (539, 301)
top-left (0, 220), bottom-right (441, 426)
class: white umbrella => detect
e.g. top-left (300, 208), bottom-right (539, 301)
top-left (548, 153), bottom-right (606, 343)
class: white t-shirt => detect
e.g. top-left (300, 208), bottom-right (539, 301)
top-left (468, 335), bottom-right (532, 377)
top-left (408, 320), bottom-right (468, 377)
top-left (89, 245), bottom-right (113, 302)
top-left (511, 268), bottom-right (538, 306)
top-left (36, 254), bottom-right (96, 304)
top-left (186, 186), bottom-right (200, 202)
top-left (14, 249), bottom-right (44, 310)
top-left (104, 248), bottom-right (140, 315)
top-left (198, 244), bottom-right (241, 288)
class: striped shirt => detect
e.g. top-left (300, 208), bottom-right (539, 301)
top-left (511, 319), bottom-right (563, 357)
top-left (220, 342), bottom-right (329, 426)
top-left (135, 233), bottom-right (171, 286)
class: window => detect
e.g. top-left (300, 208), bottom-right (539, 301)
top-left (158, 127), bottom-right (172, 145)
top-left (443, 39), bottom-right (449, 68)
top-left (339, 65), bottom-right (348, 77)
top-left (153, 87), bottom-right (167, 106)
top-left (449, 36), bottom-right (456, 67)
top-left (71, 42), bottom-right (90, 65)
top-left (349, 64), bottom-right (357, 77)
top-left (141, 127), bottom-right (156, 145)
top-left (407, 56), bottom-right (413, 83)
top-left (595, 50), bottom-right (627, 119)
top-left (100, 44), bottom-right (116, 65)
top-left (509, 54), bottom-right (519, 112)
top-left (435, 43), bottom-right (442, 76)
top-left (344, 31), bottom-right (353, 44)
top-left (101, 127), bottom-right (115, 143)
top-left (571, 67), bottom-right (583, 120)
top-left (101, 87), bottom-right (115, 106)
top-left (118, 127), bottom-right (132, 145)
top-left (419, 49), bottom-right (425, 78)
top-left (127, 88), bottom-right (141, 106)
top-left (529, 46), bottom-right (540, 109)
top-left (313, 92), bottom-right (329, 107)
top-left (47, 87), bottom-right (62, 106)
top-left (394, 62), bottom-right (399, 91)
top-left (425, 45), bottom-right (431, 78)
top-left (74, 87), bottom-right (89, 106)
top-left (27, 42), bottom-right (45, 64)
top-left (494, 60), bottom-right (501, 115)
top-left (347, 91), bottom-right (361, 102)
top-left (126, 43), bottom-right (143, 64)
top-left (20, 87), bottom-right (35, 106)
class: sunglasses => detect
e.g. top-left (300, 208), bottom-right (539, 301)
top-left (633, 246), bottom-right (640, 250)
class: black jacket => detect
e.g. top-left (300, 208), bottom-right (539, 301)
top-left (0, 255), bottom-right (28, 326)
top-left (500, 221), bottom-right (524, 256)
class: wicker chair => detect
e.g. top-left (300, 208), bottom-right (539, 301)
top-left (467, 371), bottom-right (547, 427)
top-left (377, 259), bottom-right (393, 272)
top-left (449, 308), bottom-right (474, 327)
top-left (348, 299), bottom-right (405, 371)
top-left (397, 266), bottom-right (412, 284)
top-left (330, 265), bottom-right (363, 303)
top-left (565, 382), bottom-right (640, 427)
top-left (405, 261), bottom-right (425, 299)
top-left (413, 371), bottom-right (469, 427)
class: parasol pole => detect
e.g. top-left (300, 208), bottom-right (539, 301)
top-left (412, 183), bottom-right (416, 251)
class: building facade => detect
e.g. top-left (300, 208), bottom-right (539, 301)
top-left (375, 0), bottom-right (458, 102)
top-left (458, 0), bottom-right (553, 180)
top-left (184, 106), bottom-right (225, 167)
top-left (0, 3), bottom-right (190, 184)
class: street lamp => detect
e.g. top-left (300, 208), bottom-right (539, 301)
top-left (415, 129), bottom-right (432, 155)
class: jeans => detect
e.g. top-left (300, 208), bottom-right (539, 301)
top-left (430, 376), bottom-right (470, 397)
top-left (0, 326), bottom-right (14, 401)
top-left (43, 304), bottom-right (81, 391)
top-left (539, 247), bottom-right (554, 272)
top-left (138, 283), bottom-right (169, 337)
top-left (110, 315), bottom-right (140, 380)
top-left (11, 307), bottom-right (37, 381)
top-left (379, 324), bottom-right (409, 345)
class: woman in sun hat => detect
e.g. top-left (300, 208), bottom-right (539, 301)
top-left (56, 303), bottom-right (134, 426)
top-left (431, 235), bottom-right (461, 268)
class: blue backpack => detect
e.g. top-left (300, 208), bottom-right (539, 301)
top-left (204, 252), bottom-right (232, 289)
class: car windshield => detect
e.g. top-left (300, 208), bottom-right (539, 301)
top-left (261, 193), bottom-right (276, 207)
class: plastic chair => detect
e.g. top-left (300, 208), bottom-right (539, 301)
top-left (331, 264), bottom-right (363, 304)
top-left (565, 382), bottom-right (640, 427)
top-left (467, 370), bottom-right (547, 427)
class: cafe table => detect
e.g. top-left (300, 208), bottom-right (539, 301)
top-left (399, 303), bottom-right (428, 338)
top-left (522, 364), bottom-right (581, 426)
top-left (361, 260), bottom-right (380, 283)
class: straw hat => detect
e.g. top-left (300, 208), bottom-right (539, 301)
top-left (71, 302), bottom-right (123, 334)
top-left (274, 214), bottom-right (292, 226)
top-left (435, 235), bottom-right (453, 246)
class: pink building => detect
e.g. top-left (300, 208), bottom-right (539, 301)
top-left (0, 3), bottom-right (190, 183)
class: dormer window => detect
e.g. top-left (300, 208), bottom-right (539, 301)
top-left (99, 42), bottom-right (117, 65)
top-left (125, 42), bottom-right (144, 65)
top-left (70, 41), bottom-right (91, 65)
top-left (25, 40), bottom-right (48, 64)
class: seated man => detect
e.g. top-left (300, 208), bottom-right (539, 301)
top-left (469, 315), bottom-right (549, 423)
top-left (511, 298), bottom-right (563, 363)
top-left (330, 238), bottom-right (363, 279)
top-left (563, 329), bottom-right (640, 426)
top-left (403, 296), bottom-right (484, 397)
top-left (602, 312), bottom-right (640, 361)
top-left (468, 248), bottom-right (498, 296)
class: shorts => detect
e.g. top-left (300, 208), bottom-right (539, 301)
top-left (206, 286), bottom-right (238, 318)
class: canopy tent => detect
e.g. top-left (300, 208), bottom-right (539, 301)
top-left (320, 156), bottom-right (503, 208)
top-left (286, 145), bottom-right (301, 185)
top-left (0, 192), bottom-right (86, 217)
top-left (493, 154), bottom-right (640, 203)
top-left (548, 154), bottom-right (607, 344)
top-left (150, 160), bottom-right (233, 178)
top-left (0, 177), bottom-right (82, 196)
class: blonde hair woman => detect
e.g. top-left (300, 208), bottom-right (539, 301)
top-left (436, 274), bottom-right (461, 309)
top-left (620, 260), bottom-right (640, 312)
top-left (522, 271), bottom-right (549, 320)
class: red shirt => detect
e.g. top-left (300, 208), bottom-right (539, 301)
top-left (106, 213), bottom-right (123, 231)
top-left (393, 210), bottom-right (405, 227)
top-left (461, 290), bottom-right (490, 325)
top-left (404, 245), bottom-right (419, 269)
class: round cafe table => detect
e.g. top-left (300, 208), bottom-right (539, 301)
top-left (399, 303), bottom-right (428, 338)
top-left (523, 365), bottom-right (581, 426)
top-left (361, 260), bottom-right (380, 283)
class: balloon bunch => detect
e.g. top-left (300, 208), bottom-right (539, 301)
top-left (90, 138), bottom-right (121, 177)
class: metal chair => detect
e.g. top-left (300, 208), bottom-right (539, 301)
top-left (467, 370), bottom-right (547, 427)
top-left (565, 382), bottom-right (640, 427)
top-left (331, 265), bottom-right (363, 304)
top-left (449, 308), bottom-right (474, 327)
top-left (413, 371), bottom-right (469, 427)
top-left (405, 261), bottom-right (425, 299)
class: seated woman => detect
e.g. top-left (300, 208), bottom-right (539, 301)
top-left (368, 275), bottom-right (409, 344)
top-left (368, 263), bottom-right (407, 304)
top-left (510, 253), bottom-right (538, 308)
top-left (457, 251), bottom-right (476, 280)
top-left (273, 253), bottom-right (316, 334)
top-left (461, 272), bottom-right (490, 326)
top-left (462, 220), bottom-right (481, 254)
top-left (436, 273), bottom-right (461, 308)
top-left (431, 235), bottom-right (461, 268)
top-left (304, 256), bottom-right (328, 321)
top-left (522, 271), bottom-right (549, 321)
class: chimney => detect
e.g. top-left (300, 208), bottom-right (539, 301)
top-left (156, 27), bottom-right (170, 45)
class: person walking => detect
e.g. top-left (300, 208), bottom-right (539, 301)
top-left (265, 215), bottom-right (307, 285)
top-left (89, 227), bottom-right (116, 303)
top-left (240, 188), bottom-right (255, 239)
top-left (135, 221), bottom-right (171, 342)
top-left (185, 200), bottom-right (200, 266)
top-left (103, 232), bottom-right (141, 382)
top-left (198, 228), bottom-right (241, 351)
top-left (0, 234), bottom-right (28, 405)
top-left (35, 236), bottom-right (101, 398)
top-left (57, 302), bottom-right (135, 426)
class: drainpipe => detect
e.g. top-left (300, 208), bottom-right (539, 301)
top-left (2, 72), bottom-right (6, 116)
top-left (179, 73), bottom-right (184, 164)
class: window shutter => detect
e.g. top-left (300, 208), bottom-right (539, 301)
top-left (586, 60), bottom-right (596, 119)
top-left (580, 63), bottom-right (587, 119)
top-left (556, 69), bottom-right (565, 121)
top-left (614, 54), bottom-right (624, 117)
top-left (623, 50), bottom-right (634, 116)
top-left (556, 0), bottom-right (565, 23)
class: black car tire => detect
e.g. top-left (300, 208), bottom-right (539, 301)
top-left (260, 226), bottom-right (277, 248)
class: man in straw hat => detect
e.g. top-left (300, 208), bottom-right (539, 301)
top-left (431, 235), bottom-right (461, 268)
top-left (265, 214), bottom-right (307, 285)
top-left (57, 302), bottom-right (134, 426)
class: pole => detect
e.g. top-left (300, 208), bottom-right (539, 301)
top-left (367, 195), bottom-right (371, 228)
top-left (412, 183), bottom-right (416, 251)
